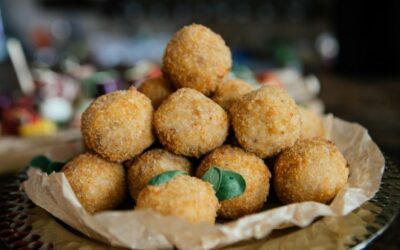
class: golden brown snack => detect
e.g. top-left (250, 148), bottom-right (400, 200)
top-left (273, 138), bottom-right (348, 204)
top-left (62, 153), bottom-right (127, 214)
top-left (138, 77), bottom-right (174, 108)
top-left (162, 24), bottom-right (232, 95)
top-left (81, 88), bottom-right (154, 163)
top-left (196, 145), bottom-right (271, 219)
top-left (299, 106), bottom-right (325, 139)
top-left (154, 88), bottom-right (229, 157)
top-left (212, 79), bottom-right (255, 110)
top-left (127, 149), bottom-right (192, 200)
top-left (136, 175), bottom-right (219, 224)
top-left (230, 86), bottom-right (301, 158)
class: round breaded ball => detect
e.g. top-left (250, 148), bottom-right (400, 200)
top-left (154, 88), bottom-right (229, 157)
top-left (162, 24), bottom-right (232, 95)
top-left (127, 149), bottom-right (192, 200)
top-left (273, 138), bottom-right (348, 204)
top-left (81, 88), bottom-right (154, 163)
top-left (138, 77), bottom-right (174, 108)
top-left (136, 175), bottom-right (219, 224)
top-left (196, 145), bottom-right (271, 219)
top-left (62, 153), bottom-right (127, 213)
top-left (299, 106), bottom-right (325, 139)
top-left (230, 86), bottom-right (301, 158)
top-left (212, 79), bottom-right (255, 110)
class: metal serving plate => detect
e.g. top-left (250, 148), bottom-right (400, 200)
top-left (1, 157), bottom-right (399, 250)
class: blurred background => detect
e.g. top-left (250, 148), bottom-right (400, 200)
top-left (0, 1), bottom-right (399, 248)
top-left (0, 0), bottom-right (398, 169)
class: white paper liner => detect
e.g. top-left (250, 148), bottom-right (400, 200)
top-left (22, 115), bottom-right (385, 250)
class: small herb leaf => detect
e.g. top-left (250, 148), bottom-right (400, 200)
top-left (201, 166), bottom-right (246, 201)
top-left (30, 155), bottom-right (51, 172)
top-left (148, 170), bottom-right (188, 186)
top-left (201, 166), bottom-right (222, 192)
top-left (30, 155), bottom-right (65, 174)
top-left (216, 170), bottom-right (246, 201)
top-left (48, 162), bottom-right (66, 173)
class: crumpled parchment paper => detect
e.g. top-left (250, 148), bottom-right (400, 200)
top-left (23, 115), bottom-right (385, 250)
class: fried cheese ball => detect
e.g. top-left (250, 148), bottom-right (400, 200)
top-left (230, 86), bottom-right (301, 158)
top-left (138, 77), bottom-right (174, 108)
top-left (62, 153), bottom-right (127, 214)
top-left (273, 138), bottom-right (348, 204)
top-left (154, 88), bottom-right (229, 157)
top-left (196, 145), bottom-right (271, 219)
top-left (212, 79), bottom-right (255, 110)
top-left (162, 24), bottom-right (232, 95)
top-left (299, 106), bottom-right (325, 139)
top-left (127, 149), bottom-right (192, 200)
top-left (136, 175), bottom-right (219, 224)
top-left (81, 88), bottom-right (154, 163)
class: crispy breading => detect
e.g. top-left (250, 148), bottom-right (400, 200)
top-left (273, 138), bottom-right (348, 204)
top-left (154, 88), bottom-right (229, 157)
top-left (162, 24), bottom-right (232, 95)
top-left (81, 88), bottom-right (154, 163)
top-left (138, 77), bottom-right (174, 108)
top-left (230, 86), bottom-right (301, 158)
top-left (127, 149), bottom-right (192, 200)
top-left (136, 175), bottom-right (219, 224)
top-left (62, 152), bottom-right (127, 213)
top-left (196, 145), bottom-right (271, 219)
top-left (212, 79), bottom-right (255, 110)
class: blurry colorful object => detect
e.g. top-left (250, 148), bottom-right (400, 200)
top-left (19, 118), bottom-right (57, 137)
top-left (125, 60), bottom-right (162, 88)
top-left (39, 97), bottom-right (73, 123)
top-left (33, 68), bottom-right (80, 101)
top-left (256, 71), bottom-right (284, 88)
top-left (272, 68), bottom-right (320, 103)
top-left (82, 70), bottom-right (119, 98)
top-left (230, 64), bottom-right (259, 87)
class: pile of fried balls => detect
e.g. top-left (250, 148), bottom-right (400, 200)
top-left (61, 24), bottom-right (349, 224)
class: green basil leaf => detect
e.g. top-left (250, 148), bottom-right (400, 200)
top-left (48, 162), bottom-right (66, 173)
top-left (148, 170), bottom-right (188, 186)
top-left (30, 155), bottom-right (51, 172)
top-left (201, 166), bottom-right (222, 192)
top-left (216, 170), bottom-right (246, 201)
top-left (30, 155), bottom-right (65, 174)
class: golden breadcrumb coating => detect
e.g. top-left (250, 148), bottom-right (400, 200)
top-left (138, 77), bottom-right (174, 108)
top-left (212, 79), bottom-right (255, 110)
top-left (273, 138), bottom-right (348, 204)
top-left (81, 88), bottom-right (154, 163)
top-left (162, 24), bottom-right (232, 95)
top-left (196, 145), bottom-right (271, 219)
top-left (230, 86), bottom-right (301, 158)
top-left (299, 106), bottom-right (325, 139)
top-left (153, 88), bottom-right (229, 157)
top-left (62, 153), bottom-right (127, 214)
top-left (136, 175), bottom-right (219, 224)
top-left (127, 149), bottom-right (192, 200)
